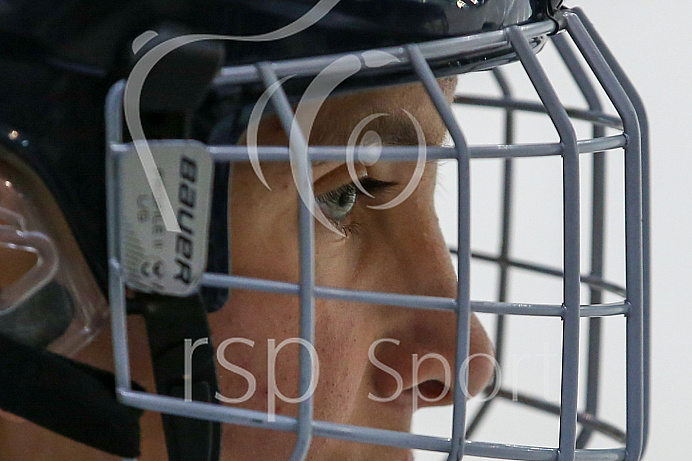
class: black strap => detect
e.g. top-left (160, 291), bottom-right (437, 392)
top-left (0, 333), bottom-right (144, 458)
top-left (126, 25), bottom-right (224, 460)
top-left (200, 161), bottom-right (231, 313)
top-left (131, 293), bottom-right (222, 461)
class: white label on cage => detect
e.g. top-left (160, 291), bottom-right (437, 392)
top-left (118, 140), bottom-right (213, 295)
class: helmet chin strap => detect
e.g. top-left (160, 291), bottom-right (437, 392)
top-left (0, 283), bottom-right (148, 456)
top-left (0, 288), bottom-right (221, 461)
top-left (0, 332), bottom-right (145, 458)
top-left (129, 293), bottom-right (222, 461)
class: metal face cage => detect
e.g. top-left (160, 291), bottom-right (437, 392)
top-left (105, 8), bottom-right (649, 461)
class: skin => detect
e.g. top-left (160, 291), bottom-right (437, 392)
top-left (0, 79), bottom-right (494, 460)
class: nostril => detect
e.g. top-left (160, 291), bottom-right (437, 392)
top-left (417, 379), bottom-right (449, 401)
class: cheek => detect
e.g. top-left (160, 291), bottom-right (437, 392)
top-left (210, 291), bottom-right (297, 411)
top-left (210, 295), bottom-right (376, 420)
top-left (314, 213), bottom-right (369, 279)
top-left (312, 302), bottom-right (371, 412)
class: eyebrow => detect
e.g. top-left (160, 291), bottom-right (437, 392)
top-left (313, 118), bottom-right (442, 153)
top-left (310, 111), bottom-right (446, 171)
top-left (368, 112), bottom-right (445, 147)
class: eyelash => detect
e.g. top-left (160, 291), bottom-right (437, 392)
top-left (317, 178), bottom-right (397, 237)
top-left (338, 221), bottom-right (362, 238)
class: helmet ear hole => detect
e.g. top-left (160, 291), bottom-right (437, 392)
top-left (0, 281), bottom-right (74, 349)
top-left (0, 245), bottom-right (38, 290)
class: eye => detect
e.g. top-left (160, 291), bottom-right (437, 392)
top-left (314, 178), bottom-right (399, 232)
top-left (316, 183), bottom-right (358, 224)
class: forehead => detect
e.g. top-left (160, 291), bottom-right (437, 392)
top-left (237, 78), bottom-right (456, 185)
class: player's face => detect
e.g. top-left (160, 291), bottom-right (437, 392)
top-left (0, 80), bottom-right (495, 461)
top-left (208, 80), bottom-right (495, 460)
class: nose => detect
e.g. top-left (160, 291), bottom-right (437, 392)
top-left (370, 211), bottom-right (495, 408)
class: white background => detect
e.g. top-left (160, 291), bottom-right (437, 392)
top-left (414, 2), bottom-right (692, 459)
